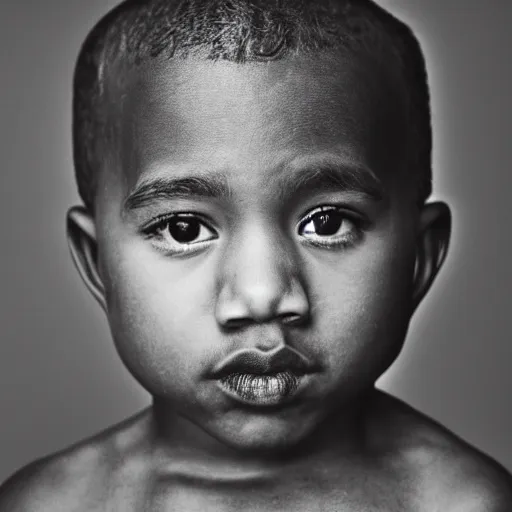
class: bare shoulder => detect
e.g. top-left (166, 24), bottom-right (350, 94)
top-left (0, 409), bottom-right (152, 512)
top-left (372, 391), bottom-right (512, 511)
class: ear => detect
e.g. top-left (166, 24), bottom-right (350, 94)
top-left (412, 201), bottom-right (451, 310)
top-left (66, 206), bottom-right (107, 312)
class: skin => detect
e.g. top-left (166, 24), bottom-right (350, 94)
top-left (1, 54), bottom-right (511, 511)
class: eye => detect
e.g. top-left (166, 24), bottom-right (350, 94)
top-left (143, 214), bottom-right (218, 255)
top-left (298, 206), bottom-right (362, 249)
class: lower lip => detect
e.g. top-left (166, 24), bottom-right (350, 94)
top-left (217, 372), bottom-right (305, 406)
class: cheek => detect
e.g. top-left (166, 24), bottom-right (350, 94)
top-left (99, 240), bottom-right (218, 395)
top-left (310, 228), bottom-right (416, 374)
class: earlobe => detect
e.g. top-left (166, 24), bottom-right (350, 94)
top-left (412, 201), bottom-right (451, 310)
top-left (66, 206), bottom-right (107, 312)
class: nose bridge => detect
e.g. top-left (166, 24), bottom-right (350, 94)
top-left (215, 218), bottom-right (309, 325)
top-left (230, 219), bottom-right (292, 301)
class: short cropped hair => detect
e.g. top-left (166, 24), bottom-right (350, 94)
top-left (73, 0), bottom-right (432, 212)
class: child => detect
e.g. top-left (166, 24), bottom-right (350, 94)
top-left (1, 0), bottom-right (511, 509)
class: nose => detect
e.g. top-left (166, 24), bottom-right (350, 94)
top-left (215, 222), bottom-right (310, 329)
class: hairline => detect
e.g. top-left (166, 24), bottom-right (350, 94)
top-left (73, 1), bottom-right (432, 213)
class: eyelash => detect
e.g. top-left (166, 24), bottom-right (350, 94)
top-left (297, 205), bottom-right (364, 249)
top-left (141, 213), bottom-right (218, 255)
top-left (140, 206), bottom-right (365, 255)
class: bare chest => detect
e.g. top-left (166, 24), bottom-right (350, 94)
top-left (92, 466), bottom-right (416, 512)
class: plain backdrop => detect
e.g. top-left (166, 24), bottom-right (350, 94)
top-left (1, 0), bottom-right (511, 482)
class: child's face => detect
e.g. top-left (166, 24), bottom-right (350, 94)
top-left (70, 54), bottom-right (448, 452)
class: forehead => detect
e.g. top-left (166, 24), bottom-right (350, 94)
top-left (102, 53), bottom-right (408, 201)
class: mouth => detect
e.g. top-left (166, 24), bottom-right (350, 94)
top-left (218, 371), bottom-right (302, 406)
top-left (211, 347), bottom-right (317, 407)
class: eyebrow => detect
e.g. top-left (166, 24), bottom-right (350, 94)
top-left (123, 174), bottom-right (231, 211)
top-left (123, 160), bottom-right (385, 213)
top-left (276, 161), bottom-right (385, 203)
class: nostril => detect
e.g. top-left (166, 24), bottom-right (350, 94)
top-left (222, 316), bottom-right (253, 331)
top-left (280, 313), bottom-right (308, 326)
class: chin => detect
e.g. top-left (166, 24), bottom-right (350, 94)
top-left (212, 411), bottom-right (317, 455)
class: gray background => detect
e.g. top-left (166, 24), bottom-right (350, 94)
top-left (1, 0), bottom-right (510, 482)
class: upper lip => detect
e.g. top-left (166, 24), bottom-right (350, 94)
top-left (211, 346), bottom-right (317, 379)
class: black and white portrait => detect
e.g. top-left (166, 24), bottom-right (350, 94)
top-left (1, 1), bottom-right (511, 509)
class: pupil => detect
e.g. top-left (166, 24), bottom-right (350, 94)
top-left (168, 218), bottom-right (200, 243)
top-left (313, 212), bottom-right (342, 236)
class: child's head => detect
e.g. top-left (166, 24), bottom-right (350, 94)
top-left (67, 0), bottom-right (450, 453)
